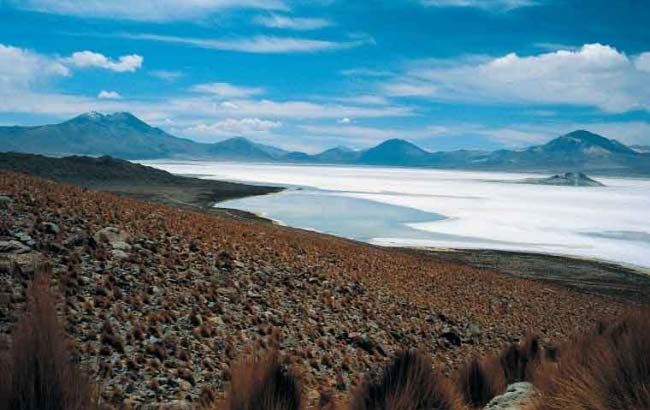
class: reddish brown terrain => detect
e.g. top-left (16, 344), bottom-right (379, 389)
top-left (0, 171), bottom-right (638, 408)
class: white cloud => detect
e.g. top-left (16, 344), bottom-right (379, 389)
top-left (438, 121), bottom-right (650, 147)
top-left (383, 82), bottom-right (438, 97)
top-left (150, 70), bottom-right (183, 81)
top-left (635, 52), bottom-right (650, 73)
top-left (221, 101), bottom-right (239, 109)
top-left (186, 117), bottom-right (282, 139)
top-left (339, 68), bottom-right (394, 77)
top-left (121, 33), bottom-right (371, 53)
top-left (170, 98), bottom-right (412, 119)
top-left (301, 124), bottom-right (401, 140)
top-left (253, 14), bottom-right (333, 30)
top-left (12, 0), bottom-right (288, 22)
top-left (64, 51), bottom-right (143, 72)
top-left (384, 43), bottom-right (650, 113)
top-left (97, 90), bottom-right (121, 99)
top-left (419, 0), bottom-right (540, 11)
top-left (0, 43), bottom-right (70, 90)
top-left (336, 95), bottom-right (390, 105)
top-left (337, 117), bottom-right (351, 124)
top-left (191, 82), bottom-right (265, 98)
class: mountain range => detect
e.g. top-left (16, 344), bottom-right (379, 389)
top-left (1, 112), bottom-right (649, 176)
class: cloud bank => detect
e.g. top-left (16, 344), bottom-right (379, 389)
top-left (12, 0), bottom-right (288, 22)
top-left (385, 43), bottom-right (650, 113)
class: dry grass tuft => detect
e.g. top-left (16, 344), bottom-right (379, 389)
top-left (350, 349), bottom-right (459, 410)
top-left (0, 274), bottom-right (97, 410)
top-left (532, 311), bottom-right (650, 410)
top-left (455, 356), bottom-right (505, 408)
top-left (497, 334), bottom-right (542, 386)
top-left (225, 351), bottom-right (303, 410)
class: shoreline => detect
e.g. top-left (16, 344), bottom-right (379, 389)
top-left (7, 155), bottom-right (647, 304)
top-left (215, 203), bottom-right (650, 304)
top-left (405, 247), bottom-right (650, 304)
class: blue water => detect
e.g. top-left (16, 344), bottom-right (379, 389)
top-left (218, 189), bottom-right (445, 241)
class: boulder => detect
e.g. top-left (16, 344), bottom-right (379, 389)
top-left (484, 382), bottom-right (536, 410)
top-left (95, 227), bottom-right (131, 251)
top-left (111, 249), bottom-right (129, 259)
top-left (43, 222), bottom-right (60, 235)
top-left (0, 240), bottom-right (30, 254)
top-left (0, 195), bottom-right (13, 208)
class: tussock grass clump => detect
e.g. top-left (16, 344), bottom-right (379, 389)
top-left (226, 351), bottom-right (303, 410)
top-left (498, 334), bottom-right (542, 385)
top-left (0, 274), bottom-right (97, 410)
top-left (454, 334), bottom-right (542, 408)
top-left (532, 311), bottom-right (650, 410)
top-left (350, 349), bottom-right (459, 410)
top-left (455, 356), bottom-right (505, 408)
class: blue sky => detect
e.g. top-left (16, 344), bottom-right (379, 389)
top-left (1, 0), bottom-right (649, 152)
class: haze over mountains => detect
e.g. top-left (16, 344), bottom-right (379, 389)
top-left (1, 112), bottom-right (649, 176)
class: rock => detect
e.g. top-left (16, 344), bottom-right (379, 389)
top-left (440, 330), bottom-right (462, 347)
top-left (64, 234), bottom-right (85, 248)
top-left (112, 249), bottom-right (129, 259)
top-left (484, 382), bottom-right (536, 410)
top-left (0, 195), bottom-right (13, 208)
top-left (348, 332), bottom-right (376, 353)
top-left (43, 222), bottom-right (60, 235)
top-left (176, 379), bottom-right (192, 392)
top-left (0, 240), bottom-right (30, 254)
top-left (208, 315), bottom-right (225, 326)
top-left (13, 231), bottom-right (34, 246)
top-left (6, 252), bottom-right (43, 274)
top-left (156, 400), bottom-right (192, 410)
top-left (95, 227), bottom-right (131, 251)
top-left (468, 323), bottom-right (482, 338)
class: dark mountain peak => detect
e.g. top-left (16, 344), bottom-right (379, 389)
top-left (67, 111), bottom-right (152, 130)
top-left (563, 129), bottom-right (602, 139)
top-left (69, 111), bottom-right (106, 123)
top-left (107, 111), bottom-right (143, 122)
top-left (358, 139), bottom-right (431, 165)
top-left (218, 137), bottom-right (254, 146)
top-left (542, 130), bottom-right (635, 155)
top-left (378, 138), bottom-right (422, 149)
top-left (330, 145), bottom-right (355, 152)
top-left (208, 136), bottom-right (289, 160)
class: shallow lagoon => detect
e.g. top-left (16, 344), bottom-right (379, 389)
top-left (142, 161), bottom-right (650, 268)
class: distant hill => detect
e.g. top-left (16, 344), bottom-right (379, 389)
top-left (0, 152), bottom-right (281, 209)
top-left (357, 139), bottom-right (431, 166)
top-left (2, 112), bottom-right (649, 176)
top-left (0, 112), bottom-right (205, 159)
top-left (471, 130), bottom-right (649, 175)
top-left (205, 137), bottom-right (289, 162)
top-left (0, 112), bottom-right (286, 161)
top-left (0, 151), bottom-right (190, 185)
top-left (518, 172), bottom-right (605, 187)
top-left (312, 146), bottom-right (361, 164)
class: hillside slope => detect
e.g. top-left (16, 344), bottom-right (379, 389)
top-left (0, 172), bottom-right (631, 407)
top-left (0, 152), bottom-right (281, 210)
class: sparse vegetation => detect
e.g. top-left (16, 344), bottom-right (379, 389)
top-left (0, 273), bottom-right (97, 410)
top-left (0, 171), bottom-right (644, 408)
top-left (455, 356), bottom-right (505, 408)
top-left (225, 352), bottom-right (303, 410)
top-left (531, 311), bottom-right (650, 410)
top-left (350, 349), bottom-right (459, 410)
